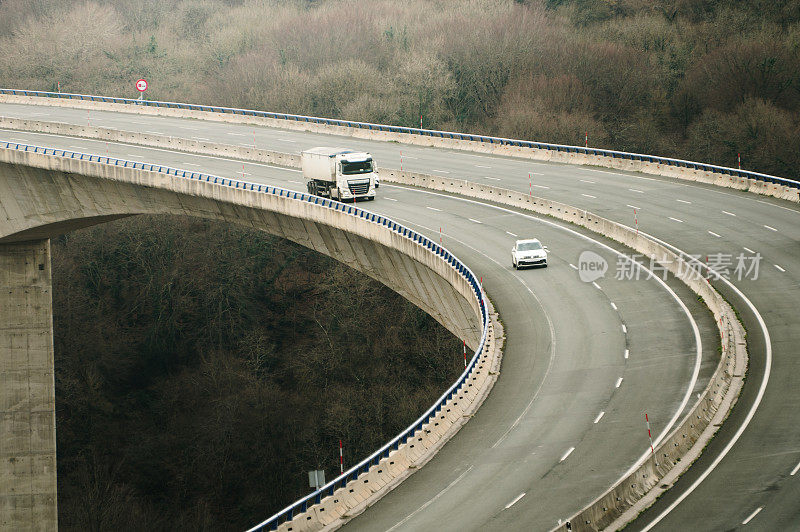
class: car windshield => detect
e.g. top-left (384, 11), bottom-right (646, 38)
top-left (341, 160), bottom-right (373, 175)
top-left (517, 241), bottom-right (542, 251)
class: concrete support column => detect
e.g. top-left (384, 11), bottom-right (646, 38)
top-left (0, 240), bottom-right (57, 531)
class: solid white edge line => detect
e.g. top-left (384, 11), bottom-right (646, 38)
top-left (594, 411), bottom-right (605, 424)
top-left (386, 466), bottom-right (474, 532)
top-left (741, 506), bottom-right (763, 525)
top-left (637, 229), bottom-right (772, 532)
top-left (504, 492), bottom-right (526, 509)
top-left (560, 447), bottom-right (575, 462)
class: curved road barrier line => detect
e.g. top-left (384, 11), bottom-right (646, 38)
top-left (0, 90), bottom-right (798, 202)
top-left (0, 142), bottom-right (498, 532)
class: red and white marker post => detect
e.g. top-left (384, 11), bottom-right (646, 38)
top-left (529, 172), bottom-right (533, 197)
top-left (339, 440), bottom-right (344, 473)
top-left (585, 131), bottom-right (588, 148)
top-left (645, 413), bottom-right (655, 456)
top-left (737, 153), bottom-right (741, 170)
top-left (439, 227), bottom-right (443, 245)
top-left (463, 340), bottom-right (467, 368)
top-left (633, 208), bottom-right (638, 236)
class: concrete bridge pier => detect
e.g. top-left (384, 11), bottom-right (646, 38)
top-left (0, 239), bottom-right (57, 531)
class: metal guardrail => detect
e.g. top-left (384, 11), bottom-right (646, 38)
top-left (0, 140), bottom-right (489, 532)
top-left (2, 88), bottom-right (799, 190)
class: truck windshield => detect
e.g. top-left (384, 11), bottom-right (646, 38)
top-left (341, 160), bottom-right (373, 175)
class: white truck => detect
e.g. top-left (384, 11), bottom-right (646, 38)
top-left (301, 147), bottom-right (377, 201)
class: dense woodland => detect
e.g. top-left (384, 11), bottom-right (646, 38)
top-left (2, 0), bottom-right (800, 178)
top-left (4, 0), bottom-right (798, 528)
top-left (52, 216), bottom-right (462, 530)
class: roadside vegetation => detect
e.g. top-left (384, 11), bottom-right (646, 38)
top-left (2, 0), bottom-right (799, 178)
top-left (52, 216), bottom-right (462, 530)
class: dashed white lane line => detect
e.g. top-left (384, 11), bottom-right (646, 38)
top-left (533, 184), bottom-right (550, 189)
top-left (386, 466), bottom-right (474, 531)
top-left (669, 217), bottom-right (683, 223)
top-left (475, 164), bottom-right (491, 168)
top-left (708, 230), bottom-right (722, 238)
top-left (580, 179), bottom-right (595, 184)
top-left (775, 264), bottom-right (786, 272)
top-left (610, 302), bottom-right (617, 310)
top-left (628, 188), bottom-right (644, 193)
top-left (593, 411), bottom-right (605, 424)
top-left (743, 247), bottom-right (756, 254)
top-left (569, 263), bottom-right (578, 270)
top-left (582, 194), bottom-right (597, 199)
top-left (183, 162), bottom-right (201, 167)
top-left (791, 461), bottom-right (800, 476)
top-left (622, 324), bottom-right (627, 334)
top-left (504, 493), bottom-right (526, 510)
top-left (592, 281), bottom-right (601, 290)
top-left (764, 224), bottom-right (778, 232)
top-left (401, 155), bottom-right (418, 159)
top-left (615, 377), bottom-right (623, 388)
top-left (426, 207), bottom-right (442, 212)
top-left (506, 231), bottom-right (518, 237)
top-left (191, 136), bottom-right (210, 141)
top-left (227, 132), bottom-right (247, 136)
top-left (145, 130), bottom-right (163, 135)
top-left (178, 125), bottom-right (199, 130)
top-left (676, 199), bottom-right (691, 204)
top-left (276, 138), bottom-right (297, 143)
top-left (560, 447), bottom-right (575, 462)
top-left (741, 507), bottom-right (763, 525)
top-left (384, 197), bottom-right (398, 202)
top-left (468, 218), bottom-right (483, 224)
top-left (69, 146), bottom-right (88, 149)
top-left (626, 204), bottom-right (640, 210)
top-left (432, 169), bottom-right (450, 174)
top-left (485, 177), bottom-right (501, 181)
top-left (624, 349), bottom-right (629, 359)
top-left (287, 180), bottom-right (302, 184)
top-left (722, 210), bottom-right (737, 216)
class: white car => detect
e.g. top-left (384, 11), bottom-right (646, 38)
top-left (512, 238), bottom-right (548, 269)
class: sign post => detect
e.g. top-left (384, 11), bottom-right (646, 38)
top-left (135, 78), bottom-right (148, 102)
top-left (308, 470), bottom-right (325, 491)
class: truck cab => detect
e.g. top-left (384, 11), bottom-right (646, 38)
top-left (302, 147), bottom-right (377, 201)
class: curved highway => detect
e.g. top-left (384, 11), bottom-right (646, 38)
top-left (1, 101), bottom-right (797, 531)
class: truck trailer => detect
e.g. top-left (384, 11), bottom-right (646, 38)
top-left (301, 147), bottom-right (377, 201)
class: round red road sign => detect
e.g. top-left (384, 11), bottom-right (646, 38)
top-left (136, 79), bottom-right (148, 92)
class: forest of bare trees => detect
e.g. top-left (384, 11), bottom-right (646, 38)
top-left (52, 216), bottom-right (461, 530)
top-left (1, 0), bottom-right (799, 178)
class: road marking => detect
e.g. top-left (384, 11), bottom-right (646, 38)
top-left (743, 247), bottom-right (755, 254)
top-left (668, 217), bottom-right (683, 223)
top-left (468, 218), bottom-right (483, 224)
top-left (191, 136), bottom-right (210, 141)
top-left (127, 154), bottom-right (140, 158)
top-left (183, 163), bottom-right (201, 167)
top-left (276, 138), bottom-right (297, 143)
top-left (615, 377), bottom-right (623, 388)
top-left (592, 281), bottom-right (601, 290)
top-left (384, 197), bottom-right (398, 201)
top-left (622, 324), bottom-right (627, 334)
top-left (742, 507), bottom-right (763, 525)
top-left (580, 179), bottom-right (595, 184)
top-left (506, 231), bottom-right (517, 237)
top-left (791, 461), bottom-right (800, 476)
top-left (764, 224), bottom-right (778, 232)
top-left (624, 349), bottom-right (629, 359)
top-left (485, 177), bottom-right (501, 181)
top-left (569, 263), bottom-right (578, 270)
top-left (145, 130), bottom-right (163, 135)
top-left (626, 204), bottom-right (640, 210)
top-left (722, 210), bottom-right (736, 216)
top-left (594, 411), bottom-right (605, 424)
top-left (610, 302), bottom-right (617, 310)
top-left (386, 466), bottom-right (474, 531)
top-left (426, 207), bottom-right (442, 212)
top-left (582, 194), bottom-right (597, 199)
top-left (475, 164), bottom-right (491, 168)
top-left (628, 188), bottom-right (644, 193)
top-left (287, 180), bottom-right (302, 184)
top-left (432, 169), bottom-right (450, 174)
top-left (504, 493), bottom-right (526, 509)
top-left (401, 155), bottom-right (418, 159)
top-left (532, 184), bottom-right (550, 189)
top-left (227, 132), bottom-right (247, 136)
top-left (676, 199), bottom-right (691, 204)
top-left (69, 146), bottom-right (88, 149)
top-left (560, 447), bottom-right (575, 462)
top-left (708, 230), bottom-right (721, 238)
top-left (775, 264), bottom-right (786, 272)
